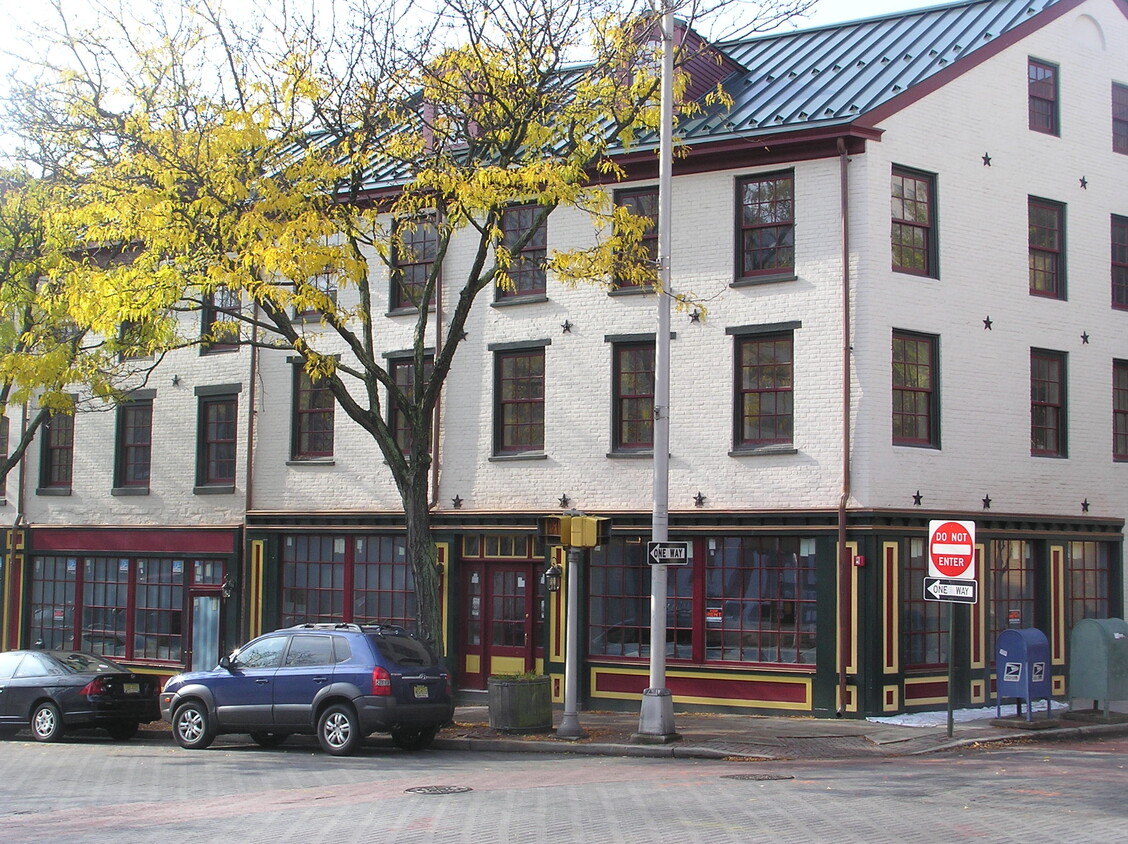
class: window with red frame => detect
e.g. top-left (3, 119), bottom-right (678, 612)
top-left (498, 205), bottom-right (547, 298)
top-left (737, 172), bottom-right (794, 279)
top-left (280, 534), bottom-right (416, 631)
top-left (1029, 198), bottom-right (1065, 298)
top-left (115, 400), bottom-right (152, 488)
top-left (295, 271), bottom-right (338, 319)
top-left (40, 412), bottom-right (74, 490)
top-left (1113, 82), bottom-right (1128, 154)
top-left (613, 341), bottom-right (655, 451)
top-left (1066, 541), bottom-right (1112, 633)
top-left (990, 541), bottom-right (1035, 642)
top-left (614, 187), bottom-right (658, 288)
top-left (1028, 59), bottom-right (1058, 135)
top-left (1113, 215), bottom-right (1128, 309)
top-left (1114, 360), bottom-right (1128, 460)
top-left (901, 538), bottom-right (948, 668)
top-left (391, 218), bottom-right (438, 309)
top-left (735, 332), bottom-right (793, 448)
top-left (494, 347), bottom-right (545, 453)
top-left (389, 355), bottom-right (433, 453)
top-left (292, 368), bottom-right (334, 459)
top-left (892, 331), bottom-right (939, 447)
top-left (891, 167), bottom-right (936, 276)
top-left (1031, 349), bottom-right (1066, 457)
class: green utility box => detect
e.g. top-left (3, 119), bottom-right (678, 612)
top-left (1068, 617), bottom-right (1128, 718)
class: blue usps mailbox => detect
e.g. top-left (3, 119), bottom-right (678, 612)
top-left (995, 628), bottom-right (1052, 721)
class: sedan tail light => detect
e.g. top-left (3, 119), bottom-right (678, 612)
top-left (372, 665), bottom-right (392, 696)
top-left (80, 677), bottom-right (108, 696)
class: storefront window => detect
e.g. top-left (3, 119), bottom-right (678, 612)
top-left (990, 540), bottom-right (1034, 644)
top-left (901, 538), bottom-right (948, 668)
top-left (1066, 541), bottom-right (1111, 634)
top-left (589, 535), bottom-right (817, 666)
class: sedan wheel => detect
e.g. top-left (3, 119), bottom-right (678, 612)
top-left (317, 703), bottom-right (361, 756)
top-left (172, 701), bottom-right (216, 750)
top-left (31, 702), bottom-right (64, 743)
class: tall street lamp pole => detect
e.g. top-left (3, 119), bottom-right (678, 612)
top-left (634, 1), bottom-right (679, 743)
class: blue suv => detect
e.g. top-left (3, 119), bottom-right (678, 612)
top-left (159, 623), bottom-right (453, 756)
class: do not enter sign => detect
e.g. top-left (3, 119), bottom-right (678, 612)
top-left (928, 520), bottom-right (976, 580)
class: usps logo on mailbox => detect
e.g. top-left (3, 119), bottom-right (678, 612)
top-left (1003, 662), bottom-right (1022, 682)
top-left (928, 520), bottom-right (976, 581)
top-left (1032, 662), bottom-right (1046, 683)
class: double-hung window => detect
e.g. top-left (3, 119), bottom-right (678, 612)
top-left (114, 395), bottom-right (153, 492)
top-left (201, 285), bottom-right (240, 353)
top-left (291, 367), bottom-right (334, 460)
top-left (892, 331), bottom-right (939, 448)
top-left (737, 172), bottom-right (794, 280)
top-left (497, 205), bottom-right (547, 299)
top-left (1031, 349), bottom-right (1066, 457)
top-left (730, 324), bottom-right (796, 450)
top-left (891, 167), bottom-right (937, 276)
top-left (388, 354), bottom-right (434, 453)
top-left (611, 339), bottom-right (655, 452)
top-left (39, 411), bottom-right (75, 492)
top-left (492, 344), bottom-right (546, 454)
top-left (1028, 59), bottom-right (1058, 135)
top-left (1113, 215), bottom-right (1128, 309)
top-left (1113, 82), bottom-right (1128, 155)
top-left (391, 217), bottom-right (438, 310)
top-left (1114, 360), bottom-right (1128, 461)
top-left (1029, 198), bottom-right (1065, 299)
top-left (195, 386), bottom-right (239, 490)
top-left (295, 271), bottom-right (338, 320)
top-left (613, 187), bottom-right (658, 289)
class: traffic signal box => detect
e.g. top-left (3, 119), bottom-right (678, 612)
top-left (539, 515), bottom-right (610, 548)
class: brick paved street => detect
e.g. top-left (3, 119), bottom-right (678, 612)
top-left (1, 731), bottom-right (1126, 843)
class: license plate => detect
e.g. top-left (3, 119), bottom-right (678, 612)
top-left (124, 683), bottom-right (140, 695)
top-left (413, 684), bottom-right (429, 700)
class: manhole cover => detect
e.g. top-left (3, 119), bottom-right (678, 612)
top-left (721, 774), bottom-right (794, 782)
top-left (405, 785), bottom-right (473, 795)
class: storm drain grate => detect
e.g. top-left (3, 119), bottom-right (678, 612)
top-left (721, 774), bottom-right (794, 782)
top-left (405, 785), bottom-right (474, 795)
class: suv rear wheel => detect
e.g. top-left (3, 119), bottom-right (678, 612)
top-left (390, 726), bottom-right (439, 751)
top-left (317, 703), bottom-right (361, 756)
top-left (173, 700), bottom-right (216, 750)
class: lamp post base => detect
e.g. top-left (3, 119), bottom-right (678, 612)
top-left (556, 710), bottom-right (587, 740)
top-left (632, 687), bottom-right (681, 744)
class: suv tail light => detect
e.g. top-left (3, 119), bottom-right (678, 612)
top-left (443, 673), bottom-right (452, 697)
top-left (372, 665), bottom-right (392, 696)
top-left (80, 678), bottom-right (108, 696)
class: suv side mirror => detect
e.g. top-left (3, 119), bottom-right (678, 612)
top-left (218, 655), bottom-right (233, 671)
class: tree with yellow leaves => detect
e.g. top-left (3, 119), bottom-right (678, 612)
top-left (5, 0), bottom-right (810, 653)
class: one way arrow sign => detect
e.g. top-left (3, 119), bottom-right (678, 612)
top-left (924, 576), bottom-right (978, 604)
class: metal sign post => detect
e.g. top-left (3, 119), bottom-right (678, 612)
top-left (927, 520), bottom-right (977, 737)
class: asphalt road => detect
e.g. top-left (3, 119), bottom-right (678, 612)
top-left (0, 731), bottom-right (1125, 843)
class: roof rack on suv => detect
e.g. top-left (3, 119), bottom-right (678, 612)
top-left (286, 623), bottom-right (364, 632)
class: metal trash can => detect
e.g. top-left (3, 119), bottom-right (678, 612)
top-left (1068, 618), bottom-right (1128, 718)
top-left (995, 628), bottom-right (1052, 720)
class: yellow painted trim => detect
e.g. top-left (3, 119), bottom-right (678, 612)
top-left (588, 665), bottom-right (813, 712)
top-left (464, 654), bottom-right (481, 675)
top-left (437, 542), bottom-right (451, 657)
top-left (971, 679), bottom-right (985, 705)
top-left (836, 684), bottom-right (857, 714)
top-left (490, 655), bottom-right (526, 676)
top-left (904, 675), bottom-right (949, 706)
top-left (971, 543), bottom-right (987, 670)
top-left (1052, 675), bottom-right (1066, 695)
top-left (550, 673), bottom-right (565, 703)
top-left (883, 542), bottom-right (899, 674)
top-left (549, 546), bottom-right (565, 662)
top-left (837, 541), bottom-right (860, 677)
top-left (249, 540), bottom-right (265, 639)
top-left (1049, 544), bottom-right (1066, 665)
top-left (883, 684), bottom-right (900, 713)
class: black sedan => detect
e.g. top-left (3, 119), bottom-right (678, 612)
top-left (0, 650), bottom-right (160, 742)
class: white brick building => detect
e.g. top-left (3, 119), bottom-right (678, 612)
top-left (4, 0), bottom-right (1126, 716)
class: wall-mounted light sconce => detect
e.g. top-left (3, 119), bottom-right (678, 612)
top-left (544, 564), bottom-right (563, 593)
top-left (221, 574), bottom-right (234, 599)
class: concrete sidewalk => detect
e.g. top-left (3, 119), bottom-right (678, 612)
top-left (433, 704), bottom-right (1128, 760)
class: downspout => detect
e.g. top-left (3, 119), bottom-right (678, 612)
top-left (836, 137), bottom-right (852, 716)
top-left (244, 303), bottom-right (259, 512)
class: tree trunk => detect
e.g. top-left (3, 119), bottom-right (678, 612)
top-left (402, 468), bottom-right (444, 657)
